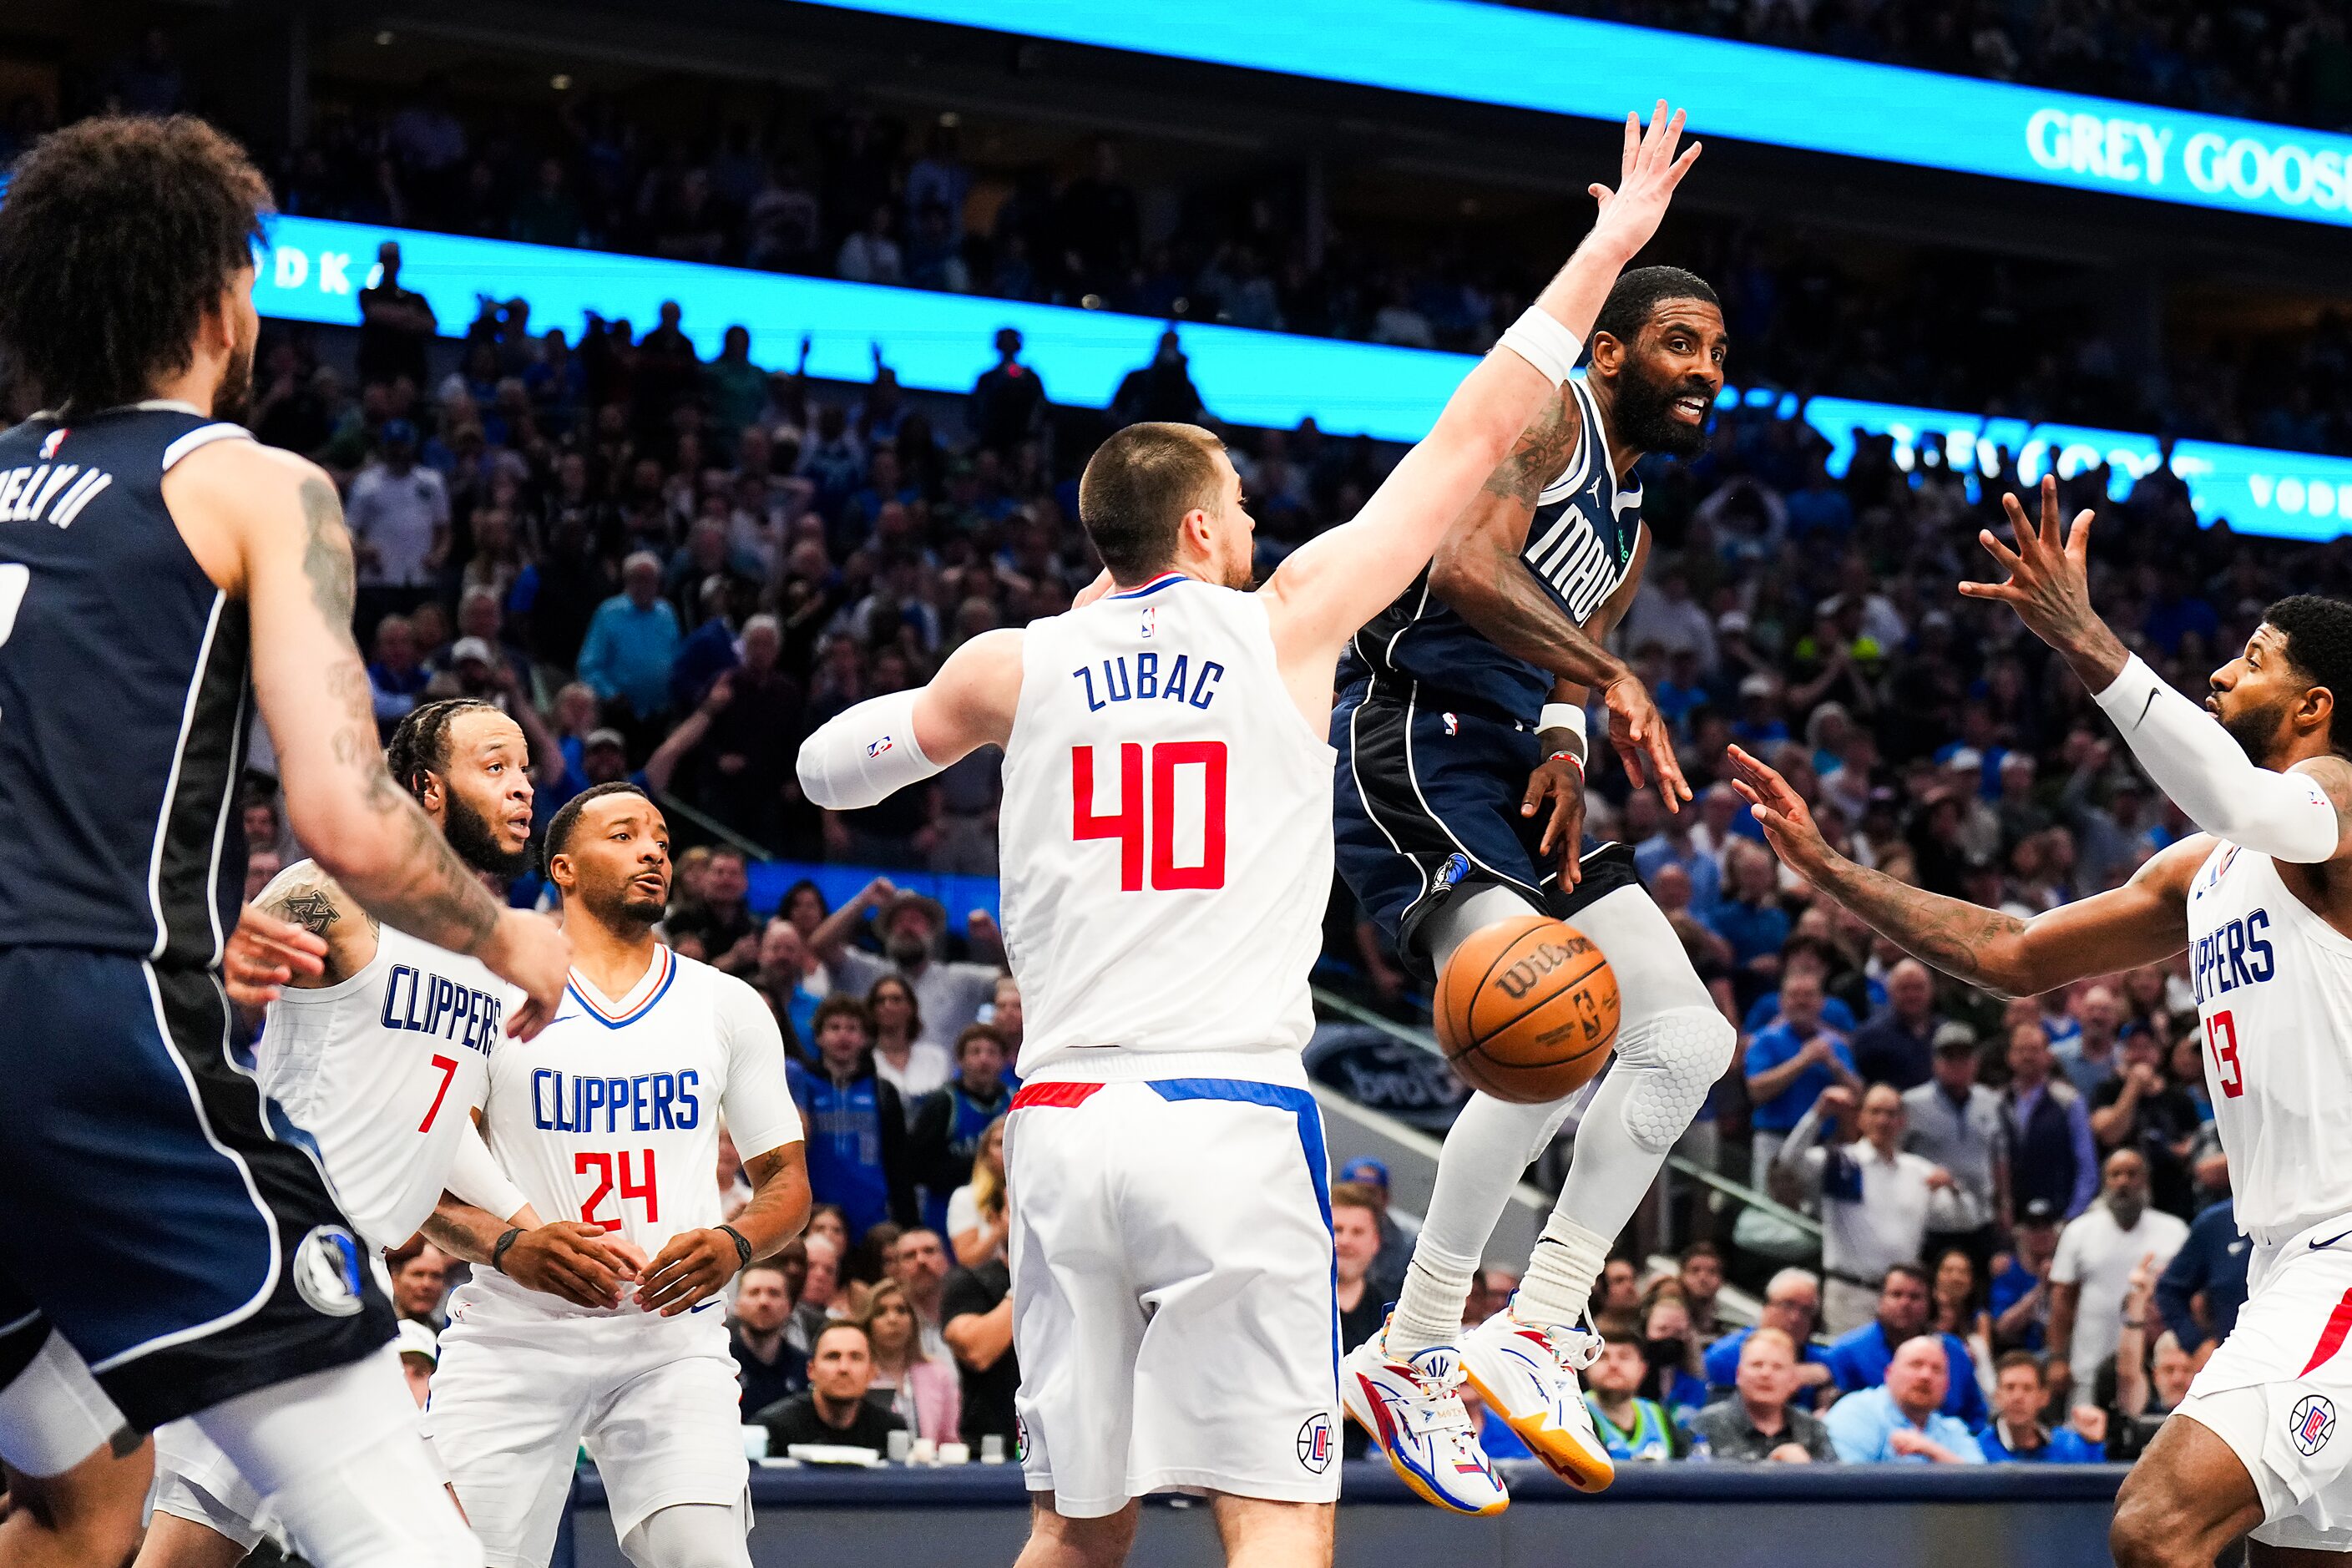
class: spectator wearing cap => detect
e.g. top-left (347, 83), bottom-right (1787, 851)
top-left (1975, 1351), bottom-right (2102, 1462)
top-left (576, 550), bottom-right (683, 729)
top-left (1849, 959), bottom-right (1945, 1091)
top-left (1687, 1328), bottom-right (1836, 1462)
top-left (1336, 1157), bottom-right (1409, 1304)
top-left (2000, 1020), bottom-right (2097, 1222)
top-left (1823, 1263), bottom-right (1987, 1426)
top-left (2152, 1197), bottom-right (2250, 1365)
top-left (1823, 1334), bottom-right (1985, 1464)
top-left (1774, 1084), bottom-right (1951, 1335)
top-left (812, 878), bottom-right (1004, 1050)
top-left (345, 417), bottom-right (448, 637)
top-left (1902, 1022), bottom-right (2007, 1272)
top-left (1990, 1199), bottom-right (2063, 1353)
top-left (1703, 1267), bottom-right (1837, 1410)
top-left (395, 1318), bottom-right (438, 1409)
top-left (729, 1260), bottom-right (809, 1418)
top-left (1743, 967), bottom-right (1859, 1179)
top-left (756, 1321), bottom-right (906, 1454)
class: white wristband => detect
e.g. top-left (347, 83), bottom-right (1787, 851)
top-left (1539, 701), bottom-right (1588, 761)
top-left (1499, 307), bottom-right (1586, 386)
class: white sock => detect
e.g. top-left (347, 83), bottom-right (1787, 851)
top-left (1512, 1211), bottom-right (1611, 1332)
top-left (1386, 1242), bottom-right (1481, 1358)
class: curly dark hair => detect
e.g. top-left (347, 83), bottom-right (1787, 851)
top-left (0, 115), bottom-right (270, 414)
top-left (1593, 265), bottom-right (1720, 347)
top-left (2266, 595), bottom-right (2352, 752)
top-left (385, 698), bottom-right (505, 802)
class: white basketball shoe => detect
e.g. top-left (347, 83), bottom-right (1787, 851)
top-left (1339, 1330), bottom-right (1510, 1515)
top-left (1459, 1310), bottom-right (1616, 1491)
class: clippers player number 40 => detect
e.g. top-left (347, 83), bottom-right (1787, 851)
top-left (1072, 741), bottom-right (1227, 891)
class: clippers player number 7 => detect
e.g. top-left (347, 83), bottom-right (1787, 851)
top-left (800, 105), bottom-right (1698, 1568)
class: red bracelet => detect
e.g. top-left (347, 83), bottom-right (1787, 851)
top-left (1548, 751), bottom-right (1584, 771)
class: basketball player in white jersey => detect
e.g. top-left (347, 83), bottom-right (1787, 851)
top-left (421, 781), bottom-right (809, 1568)
top-left (140, 698), bottom-right (643, 1568)
top-left (797, 105), bottom-right (1699, 1566)
top-left (1732, 477), bottom-right (2352, 1565)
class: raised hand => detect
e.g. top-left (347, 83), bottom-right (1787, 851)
top-left (1958, 475), bottom-right (2129, 687)
top-left (1586, 102), bottom-right (1703, 263)
top-left (223, 904), bottom-right (328, 1010)
top-left (1726, 743), bottom-right (1834, 878)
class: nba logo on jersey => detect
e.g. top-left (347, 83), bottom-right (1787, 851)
top-left (1140, 605), bottom-right (1157, 639)
top-left (2294, 1395), bottom-right (2337, 1457)
top-left (1296, 1414), bottom-right (1333, 1473)
top-left (867, 736), bottom-right (893, 758)
top-left (38, 428), bottom-right (66, 460)
top-left (1442, 712), bottom-right (1459, 735)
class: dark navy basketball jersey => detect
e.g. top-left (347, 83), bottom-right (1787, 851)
top-left (0, 402), bottom-right (255, 964)
top-left (1345, 374), bottom-right (1644, 721)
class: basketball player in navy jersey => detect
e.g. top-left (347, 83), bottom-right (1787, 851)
top-left (1336, 268), bottom-right (1737, 1507)
top-left (0, 116), bottom-right (569, 1568)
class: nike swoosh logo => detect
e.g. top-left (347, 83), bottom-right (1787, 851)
top-left (2310, 1229), bottom-right (2352, 1252)
top-left (2138, 689), bottom-right (2160, 727)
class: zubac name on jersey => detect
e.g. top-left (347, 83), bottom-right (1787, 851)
top-left (2192, 909), bottom-right (2276, 1006)
top-left (380, 963), bottom-right (505, 1057)
top-left (1071, 647), bottom-right (1225, 713)
top-left (530, 1068), bottom-right (701, 1136)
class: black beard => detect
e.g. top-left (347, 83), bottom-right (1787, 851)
top-left (581, 878), bottom-right (665, 933)
top-left (442, 789), bottom-right (529, 879)
top-left (2220, 694), bottom-right (2293, 768)
top-left (1609, 360), bottom-right (1710, 458)
top-left (213, 341), bottom-right (255, 427)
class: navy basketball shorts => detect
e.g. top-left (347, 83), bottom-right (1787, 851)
top-left (1333, 679), bottom-right (1636, 977)
top-left (0, 948), bottom-right (392, 1432)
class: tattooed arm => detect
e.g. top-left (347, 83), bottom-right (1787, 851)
top-left (247, 860), bottom-right (377, 989)
top-left (1727, 745), bottom-right (2199, 997)
top-left (163, 443), bottom-right (571, 1037)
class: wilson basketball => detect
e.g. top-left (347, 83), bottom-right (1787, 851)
top-left (1434, 916), bottom-right (1621, 1104)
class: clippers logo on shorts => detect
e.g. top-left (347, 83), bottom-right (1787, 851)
top-left (2294, 1394), bottom-right (2337, 1457)
top-left (1014, 1415), bottom-right (1029, 1464)
top-left (292, 1226), bottom-right (367, 1318)
top-left (1296, 1413), bottom-right (1333, 1474)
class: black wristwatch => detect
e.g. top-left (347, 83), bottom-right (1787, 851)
top-left (491, 1226), bottom-right (524, 1274)
top-left (716, 1223), bottom-right (753, 1272)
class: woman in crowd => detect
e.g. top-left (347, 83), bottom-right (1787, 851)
top-left (868, 974), bottom-right (950, 1110)
top-left (947, 1116), bottom-right (1008, 1267)
top-left (856, 1280), bottom-right (960, 1443)
top-left (1636, 1287), bottom-right (1710, 1425)
top-left (1929, 1246), bottom-right (1996, 1401)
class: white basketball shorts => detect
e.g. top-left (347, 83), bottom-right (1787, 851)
top-left (150, 1417), bottom-right (283, 1553)
top-left (1006, 1074), bottom-right (1341, 1520)
top-left (422, 1286), bottom-right (749, 1567)
top-left (2178, 1212), bottom-right (2352, 1552)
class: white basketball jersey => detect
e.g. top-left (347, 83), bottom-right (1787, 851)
top-left (469, 943), bottom-right (802, 1318)
top-left (997, 573), bottom-right (1336, 1082)
top-left (259, 908), bottom-right (510, 1250)
top-left (2186, 841), bottom-right (2352, 1242)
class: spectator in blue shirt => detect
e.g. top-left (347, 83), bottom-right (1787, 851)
top-left (1703, 1267), bottom-right (1838, 1411)
top-left (1823, 1334), bottom-right (1986, 1464)
top-left (575, 550), bottom-right (683, 722)
top-left (1824, 1263), bottom-right (1987, 1427)
top-left (1707, 841), bottom-right (1790, 984)
top-left (1975, 1352), bottom-right (2102, 1463)
top-left (2154, 1199), bottom-right (2252, 1360)
top-left (1990, 1199), bottom-right (2063, 1353)
top-left (788, 994), bottom-right (919, 1244)
top-left (1743, 968), bottom-right (1859, 1176)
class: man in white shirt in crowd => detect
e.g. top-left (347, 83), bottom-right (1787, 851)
top-left (1775, 1083), bottom-right (1952, 1334)
top-left (811, 881), bottom-right (1003, 1049)
top-left (2048, 1147), bottom-right (2188, 1399)
top-left (344, 418), bottom-right (448, 625)
top-left (1901, 1023), bottom-right (2008, 1269)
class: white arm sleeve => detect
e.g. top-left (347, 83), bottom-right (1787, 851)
top-left (446, 1122), bottom-right (529, 1223)
top-left (797, 689), bottom-right (943, 810)
top-left (716, 976), bottom-right (805, 1160)
top-left (2092, 654), bottom-right (2340, 862)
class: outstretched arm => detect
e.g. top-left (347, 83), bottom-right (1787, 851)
top-left (1726, 745), bottom-right (2200, 998)
top-left (1260, 104), bottom-right (1697, 662)
top-left (797, 629), bottom-right (1023, 811)
top-left (1965, 476), bottom-right (2348, 863)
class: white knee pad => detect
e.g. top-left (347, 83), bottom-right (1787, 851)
top-left (620, 1501), bottom-right (751, 1568)
top-left (1611, 1006), bottom-right (1736, 1156)
top-left (0, 1328), bottom-right (125, 1478)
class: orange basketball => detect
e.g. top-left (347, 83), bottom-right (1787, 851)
top-left (1433, 915), bottom-right (1621, 1104)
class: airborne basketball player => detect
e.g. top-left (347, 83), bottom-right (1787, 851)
top-left (1334, 269), bottom-right (1735, 1504)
